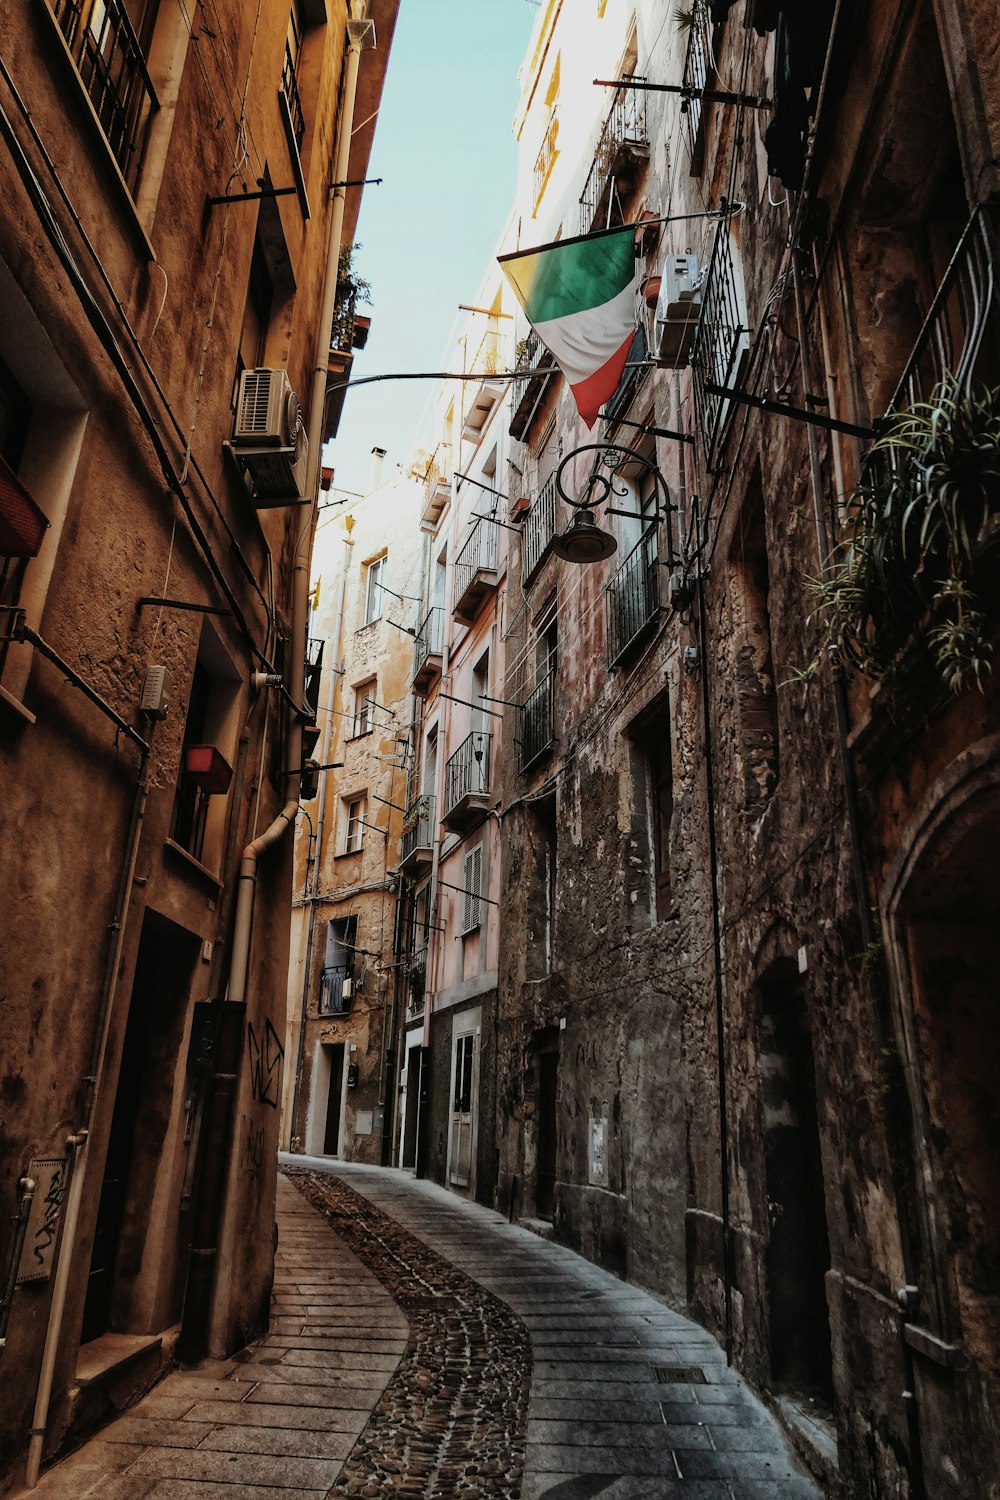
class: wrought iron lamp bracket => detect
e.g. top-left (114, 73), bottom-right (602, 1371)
top-left (554, 441), bottom-right (677, 568)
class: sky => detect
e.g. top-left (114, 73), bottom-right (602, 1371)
top-left (329, 0), bottom-right (537, 495)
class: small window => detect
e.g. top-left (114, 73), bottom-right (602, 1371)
top-left (233, 237), bottom-right (275, 411)
top-left (352, 678), bottom-right (376, 738)
top-left (320, 914), bottom-right (356, 1015)
top-left (342, 794), bottom-right (366, 854)
top-left (282, 3), bottom-right (306, 153)
top-left (363, 556), bottom-right (386, 625)
top-left (454, 1033), bottom-right (474, 1112)
top-left (462, 845), bottom-right (483, 932)
top-left (170, 624), bottom-right (242, 868)
top-left (627, 699), bottom-right (674, 926)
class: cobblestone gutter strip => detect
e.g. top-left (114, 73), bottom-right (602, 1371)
top-left (284, 1168), bottom-right (531, 1499)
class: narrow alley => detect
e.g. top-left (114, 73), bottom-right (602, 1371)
top-left (25, 1162), bottom-right (822, 1500)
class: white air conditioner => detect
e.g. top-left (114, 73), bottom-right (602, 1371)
top-left (230, 368), bottom-right (309, 505)
top-left (653, 253), bottom-right (703, 368)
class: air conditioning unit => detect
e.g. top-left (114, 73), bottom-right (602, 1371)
top-left (653, 253), bottom-right (703, 368)
top-left (231, 368), bottom-right (309, 505)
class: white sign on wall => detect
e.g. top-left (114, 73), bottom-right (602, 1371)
top-left (588, 1117), bottom-right (608, 1187)
top-left (17, 1158), bottom-right (69, 1285)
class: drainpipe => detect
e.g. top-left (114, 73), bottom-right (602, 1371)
top-left (0, 1176), bottom-right (37, 1350)
top-left (178, 7), bottom-right (375, 1357)
top-left (693, 496), bottom-right (734, 1366)
top-left (288, 522), bottom-right (353, 1149)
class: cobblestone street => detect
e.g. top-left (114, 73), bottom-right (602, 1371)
top-left (24, 1162), bottom-right (824, 1499)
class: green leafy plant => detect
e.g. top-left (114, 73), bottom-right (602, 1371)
top-left (809, 377), bottom-right (1000, 695)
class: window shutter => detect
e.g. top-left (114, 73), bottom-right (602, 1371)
top-left (463, 846), bottom-right (482, 930)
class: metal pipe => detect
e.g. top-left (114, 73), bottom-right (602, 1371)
top-left (693, 496), bottom-right (734, 1365)
top-left (7, 619), bottom-right (149, 755)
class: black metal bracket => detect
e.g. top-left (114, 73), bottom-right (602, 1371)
top-left (595, 76), bottom-right (772, 109)
top-left (206, 186), bottom-right (298, 207)
top-left (136, 597), bottom-right (231, 615)
top-left (330, 176), bottom-right (383, 190)
top-left (601, 409), bottom-right (695, 444)
top-left (703, 382), bottom-right (878, 440)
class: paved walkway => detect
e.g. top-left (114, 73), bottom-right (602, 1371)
top-left (25, 1161), bottom-right (824, 1499)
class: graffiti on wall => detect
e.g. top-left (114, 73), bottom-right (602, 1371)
top-left (16, 1158), bottom-right (68, 1285)
top-left (238, 1114), bottom-right (266, 1175)
top-left (247, 1017), bottom-right (284, 1109)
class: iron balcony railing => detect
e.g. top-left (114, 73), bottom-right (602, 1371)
top-left (579, 80), bottom-right (648, 236)
top-left (681, 7), bottom-right (711, 169)
top-left (413, 605), bottom-right (444, 678)
top-left (510, 330), bottom-right (555, 440)
top-left (603, 324), bottom-right (651, 431)
top-left (690, 219), bottom-right (749, 465)
top-left (520, 671), bottom-right (555, 772)
top-left (319, 964), bottom-right (351, 1016)
top-left (470, 323), bottom-right (504, 379)
top-left (606, 527), bottom-right (660, 666)
top-left (304, 636), bottom-right (324, 719)
top-left (282, 38), bottom-right (306, 151)
top-left (534, 107), bottom-right (558, 205)
top-left (522, 473), bottom-right (558, 584)
top-left (444, 731), bottom-right (491, 816)
top-left (401, 795), bottom-right (435, 864)
top-left (53, 0), bottom-right (159, 194)
top-left (454, 518), bottom-right (498, 603)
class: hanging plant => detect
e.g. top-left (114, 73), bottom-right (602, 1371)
top-left (810, 377), bottom-right (1000, 695)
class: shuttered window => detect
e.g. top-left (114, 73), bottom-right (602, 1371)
top-left (462, 845), bottom-right (483, 932)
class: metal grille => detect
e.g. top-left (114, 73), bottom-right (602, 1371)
top-left (238, 370), bottom-right (275, 436)
top-left (470, 322), bottom-right (504, 378)
top-left (413, 606), bottom-right (443, 679)
top-left (444, 731), bottom-right (491, 818)
top-left (282, 38), bottom-right (306, 152)
top-left (534, 107), bottom-right (558, 205)
top-left (454, 519), bottom-right (498, 605)
top-left (652, 1365), bottom-right (707, 1384)
top-left (401, 795), bottom-right (435, 864)
top-left (53, 0), bottom-right (159, 194)
top-left (579, 80), bottom-right (648, 235)
top-left (681, 9), bottom-right (710, 168)
top-left (606, 528), bottom-right (660, 667)
top-left (520, 671), bottom-right (555, 772)
top-left (522, 474), bottom-right (558, 584)
top-left (511, 330), bottom-right (555, 441)
top-left (690, 220), bottom-right (748, 464)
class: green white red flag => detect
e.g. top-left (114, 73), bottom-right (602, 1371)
top-left (499, 224), bottom-right (638, 428)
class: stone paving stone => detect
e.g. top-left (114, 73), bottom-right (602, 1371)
top-left (522, 1475), bottom-right (734, 1499)
top-left (130, 1396), bottom-right (199, 1421)
top-left (101, 1418), bottom-right (215, 1448)
top-left (123, 1442), bottom-right (341, 1487)
top-left (195, 1422), bottom-right (355, 1458)
top-left (185, 1399), bottom-right (368, 1431)
top-left (115, 1483), bottom-right (329, 1500)
top-left (244, 1379), bottom-right (381, 1408)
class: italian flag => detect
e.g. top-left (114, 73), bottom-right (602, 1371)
top-left (499, 224), bottom-right (638, 428)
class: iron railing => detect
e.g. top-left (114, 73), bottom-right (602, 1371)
top-left (534, 107), bottom-right (559, 205)
top-left (522, 473), bottom-right (558, 584)
top-left (510, 330), bottom-right (555, 440)
top-left (53, 0), bottom-right (159, 194)
top-left (401, 795), bottom-right (435, 864)
top-left (304, 636), bottom-right (324, 719)
top-left (606, 527), bottom-right (660, 666)
top-left (413, 606), bottom-right (444, 679)
top-left (454, 518), bottom-right (498, 604)
top-left (282, 38), bottom-right (306, 151)
top-left (470, 323), bottom-right (504, 378)
top-left (444, 731), bottom-right (491, 816)
top-left (603, 324), bottom-right (651, 431)
top-left (319, 964), bottom-right (351, 1016)
top-left (681, 8), bottom-right (710, 168)
top-left (579, 80), bottom-right (648, 235)
top-left (690, 219), bottom-right (748, 464)
top-left (520, 671), bottom-right (555, 771)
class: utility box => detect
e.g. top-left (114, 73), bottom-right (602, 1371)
top-left (140, 664), bottom-right (171, 720)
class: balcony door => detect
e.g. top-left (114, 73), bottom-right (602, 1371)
top-left (448, 1010), bottom-right (480, 1194)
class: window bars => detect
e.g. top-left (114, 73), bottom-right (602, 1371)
top-left (606, 526), bottom-right (660, 666)
top-left (522, 473), bottom-right (559, 585)
top-left (690, 219), bottom-right (749, 466)
top-left (520, 670), bottom-right (555, 771)
top-left (53, 0), bottom-right (159, 194)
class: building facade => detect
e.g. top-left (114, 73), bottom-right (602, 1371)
top-left (283, 455), bottom-right (422, 1165)
top-left (391, 2), bottom-right (1000, 1497)
top-left (0, 0), bottom-right (395, 1485)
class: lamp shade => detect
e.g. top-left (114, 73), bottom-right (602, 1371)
top-left (551, 510), bottom-right (618, 564)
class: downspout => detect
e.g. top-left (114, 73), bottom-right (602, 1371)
top-left (693, 496), bottom-right (734, 1366)
top-left (288, 523), bottom-right (353, 1149)
top-left (178, 8), bottom-right (374, 1356)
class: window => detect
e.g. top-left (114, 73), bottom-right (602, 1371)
top-left (233, 238), bottom-right (274, 410)
top-left (342, 794), bottom-right (365, 854)
top-left (320, 915), bottom-right (356, 1015)
top-left (352, 678), bottom-right (375, 738)
top-left (462, 845), bottom-right (483, 932)
top-left (730, 472), bottom-right (779, 814)
top-left (170, 621), bottom-right (242, 867)
top-left (627, 699), bottom-right (674, 926)
top-left (526, 797), bottom-right (557, 976)
top-left (453, 1032), bottom-right (474, 1113)
top-left (282, 3), bottom-right (306, 153)
top-left (363, 555), bottom-right (386, 624)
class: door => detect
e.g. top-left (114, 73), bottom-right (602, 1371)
top-left (323, 1043), bottom-right (345, 1155)
top-left (401, 1044), bottom-right (423, 1170)
top-left (536, 1051), bottom-right (558, 1220)
top-left (449, 1030), bottom-right (476, 1190)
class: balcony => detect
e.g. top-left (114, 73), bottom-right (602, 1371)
top-left (453, 519), bottom-right (499, 623)
top-left (519, 672), bottom-right (555, 773)
top-left (51, 0), bottom-right (159, 195)
top-left (463, 324), bottom-right (507, 442)
top-left (606, 529), bottom-right (660, 667)
top-left (681, 13), bottom-right (711, 173)
top-left (442, 731), bottom-right (491, 830)
top-left (533, 106), bottom-right (559, 208)
top-left (422, 447), bottom-right (452, 528)
top-left (510, 330), bottom-right (555, 441)
top-left (522, 474), bottom-right (558, 587)
top-left (399, 796), bottom-right (435, 877)
top-left (319, 965), bottom-right (351, 1017)
top-left (603, 324), bottom-right (651, 433)
top-left (579, 80), bottom-right (649, 237)
top-left (690, 220), bottom-right (750, 467)
top-left (412, 607), bottom-right (444, 695)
